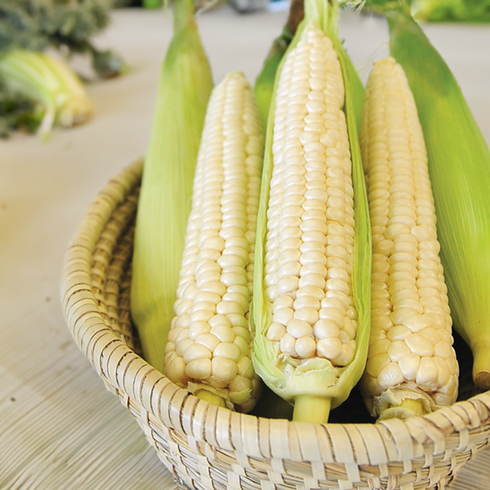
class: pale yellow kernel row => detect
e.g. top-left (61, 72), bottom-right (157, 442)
top-left (359, 57), bottom-right (459, 414)
top-left (263, 25), bottom-right (357, 367)
top-left (164, 72), bottom-right (263, 412)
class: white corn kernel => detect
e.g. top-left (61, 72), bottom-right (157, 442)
top-left (164, 73), bottom-right (263, 412)
top-left (360, 57), bottom-right (458, 416)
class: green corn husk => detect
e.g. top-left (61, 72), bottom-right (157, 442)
top-left (130, 0), bottom-right (214, 373)
top-left (254, 0), bottom-right (304, 130)
top-left (252, 0), bottom-right (371, 423)
top-left (254, 24), bottom-right (294, 132)
top-left (370, 1), bottom-right (490, 390)
top-left (0, 49), bottom-right (93, 139)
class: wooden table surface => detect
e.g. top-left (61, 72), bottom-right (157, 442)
top-left (1, 5), bottom-right (489, 489)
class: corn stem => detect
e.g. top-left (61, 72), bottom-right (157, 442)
top-left (293, 396), bottom-right (331, 423)
top-left (473, 343), bottom-right (490, 390)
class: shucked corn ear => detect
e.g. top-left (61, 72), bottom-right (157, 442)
top-left (164, 72), bottom-right (263, 412)
top-left (131, 0), bottom-right (213, 373)
top-left (252, 0), bottom-right (371, 423)
top-left (359, 57), bottom-right (459, 420)
top-left (380, 4), bottom-right (490, 391)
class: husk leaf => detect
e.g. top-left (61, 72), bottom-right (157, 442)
top-left (384, 6), bottom-right (490, 390)
top-left (130, 0), bottom-right (214, 373)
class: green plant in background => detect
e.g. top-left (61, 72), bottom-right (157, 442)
top-left (0, 82), bottom-right (45, 138)
top-left (0, 0), bottom-right (126, 78)
top-left (412, 0), bottom-right (490, 23)
top-left (142, 0), bottom-right (164, 8)
top-left (0, 0), bottom-right (126, 138)
top-left (348, 0), bottom-right (490, 22)
top-left (0, 49), bottom-right (95, 139)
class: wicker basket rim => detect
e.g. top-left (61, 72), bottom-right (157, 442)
top-left (60, 160), bottom-right (490, 466)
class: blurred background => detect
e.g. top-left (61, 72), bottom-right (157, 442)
top-left (1, 1), bottom-right (489, 489)
top-left (1, 0), bottom-right (489, 139)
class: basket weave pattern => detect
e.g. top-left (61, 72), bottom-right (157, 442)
top-left (61, 161), bottom-right (490, 490)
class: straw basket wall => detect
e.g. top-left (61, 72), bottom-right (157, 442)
top-left (61, 160), bottom-right (490, 490)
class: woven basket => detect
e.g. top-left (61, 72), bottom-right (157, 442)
top-left (61, 160), bottom-right (490, 490)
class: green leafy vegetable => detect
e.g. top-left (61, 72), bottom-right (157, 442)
top-left (0, 84), bottom-right (44, 138)
top-left (0, 0), bottom-right (126, 137)
top-left (0, 0), bottom-right (126, 78)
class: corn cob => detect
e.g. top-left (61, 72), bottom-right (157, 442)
top-left (264, 25), bottom-right (357, 367)
top-left (164, 72), bottom-right (263, 413)
top-left (253, 0), bottom-right (371, 424)
top-left (131, 0), bottom-right (213, 373)
top-left (380, 6), bottom-right (490, 391)
top-left (359, 57), bottom-right (459, 420)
